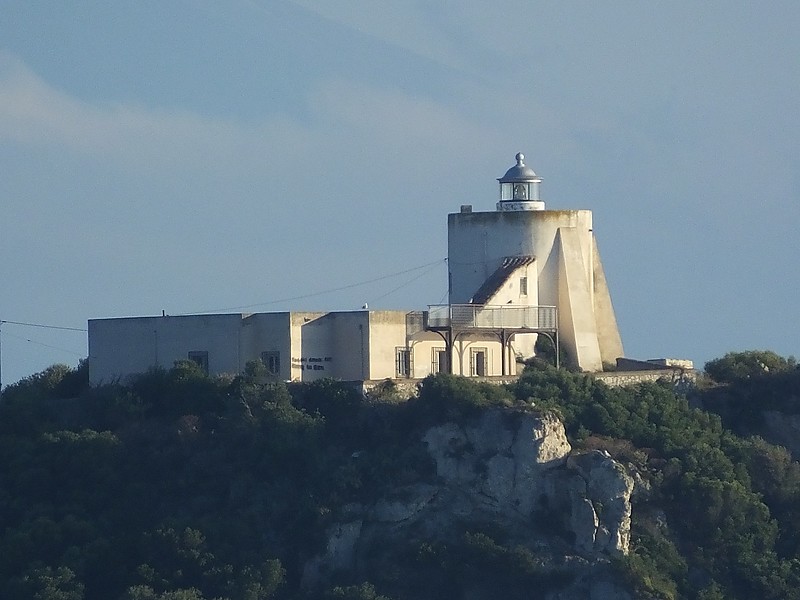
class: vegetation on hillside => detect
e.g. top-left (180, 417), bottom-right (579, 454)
top-left (0, 352), bottom-right (799, 599)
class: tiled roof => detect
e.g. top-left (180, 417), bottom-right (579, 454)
top-left (470, 255), bottom-right (534, 304)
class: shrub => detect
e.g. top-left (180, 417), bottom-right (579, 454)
top-left (411, 374), bottom-right (514, 423)
top-left (705, 351), bottom-right (796, 385)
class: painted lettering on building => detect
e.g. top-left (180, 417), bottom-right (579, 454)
top-left (291, 356), bottom-right (333, 371)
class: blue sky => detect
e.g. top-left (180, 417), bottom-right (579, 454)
top-left (1, 1), bottom-right (798, 387)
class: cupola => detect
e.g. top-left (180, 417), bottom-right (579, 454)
top-left (497, 152), bottom-right (544, 211)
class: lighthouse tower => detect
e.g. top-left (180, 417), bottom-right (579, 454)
top-left (447, 153), bottom-right (623, 371)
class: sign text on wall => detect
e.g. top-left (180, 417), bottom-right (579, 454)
top-left (291, 356), bottom-right (333, 371)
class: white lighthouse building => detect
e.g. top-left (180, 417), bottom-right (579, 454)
top-left (447, 153), bottom-right (623, 371)
top-left (87, 152), bottom-right (625, 385)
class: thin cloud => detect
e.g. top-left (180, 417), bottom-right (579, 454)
top-left (0, 54), bottom-right (313, 174)
top-left (312, 78), bottom-right (500, 152)
top-left (0, 53), bottom-right (508, 185)
top-left (285, 0), bottom-right (470, 72)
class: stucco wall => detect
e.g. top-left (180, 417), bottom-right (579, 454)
top-left (288, 311), bottom-right (372, 381)
top-left (88, 313), bottom-right (243, 385)
top-left (591, 236), bottom-right (624, 366)
top-left (557, 228), bottom-right (603, 371)
top-left (406, 334), bottom-right (446, 379)
top-left (241, 313), bottom-right (292, 379)
top-left (447, 207), bottom-right (624, 373)
top-left (478, 262), bottom-right (539, 359)
top-left (292, 312), bottom-right (333, 381)
top-left (448, 209), bottom-right (593, 306)
top-left (404, 332), bottom-right (511, 378)
top-left (88, 310), bottom-right (534, 385)
top-left (332, 311), bottom-right (370, 381)
top-left (366, 311), bottom-right (408, 380)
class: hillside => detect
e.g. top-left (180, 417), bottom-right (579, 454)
top-left (1, 356), bottom-right (800, 599)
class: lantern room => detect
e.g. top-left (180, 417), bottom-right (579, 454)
top-left (497, 152), bottom-right (544, 211)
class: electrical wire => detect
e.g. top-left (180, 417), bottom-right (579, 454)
top-left (0, 259), bottom-right (446, 354)
top-left (367, 260), bottom-right (444, 304)
top-left (0, 319), bottom-right (86, 332)
top-left (2, 331), bottom-right (86, 357)
top-left (181, 258), bottom-right (447, 314)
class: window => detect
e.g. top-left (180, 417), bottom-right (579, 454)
top-left (471, 348), bottom-right (487, 377)
top-left (188, 351), bottom-right (209, 374)
top-left (433, 348), bottom-right (448, 374)
top-left (519, 276), bottom-right (528, 296)
top-left (395, 348), bottom-right (412, 378)
top-left (261, 351), bottom-right (281, 376)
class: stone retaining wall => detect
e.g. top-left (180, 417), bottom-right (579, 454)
top-left (593, 369), bottom-right (697, 390)
top-left (357, 369), bottom-right (696, 398)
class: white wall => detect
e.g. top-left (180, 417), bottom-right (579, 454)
top-left (88, 314), bottom-right (243, 385)
top-left (289, 311), bottom-right (372, 381)
top-left (448, 209), bottom-right (593, 307)
top-left (366, 311), bottom-right (409, 380)
top-left (241, 313), bottom-right (292, 379)
top-left (556, 229), bottom-right (603, 371)
top-left (591, 236), bottom-right (625, 366)
top-left (404, 331), bottom-right (510, 378)
top-left (448, 207), bottom-right (624, 371)
top-left (452, 334), bottom-right (500, 376)
top-left (290, 312), bottom-right (330, 381)
top-left (474, 262), bottom-right (539, 358)
top-left (406, 334), bottom-right (446, 379)
top-left (332, 312), bottom-right (371, 381)
top-left (88, 309), bottom-right (529, 386)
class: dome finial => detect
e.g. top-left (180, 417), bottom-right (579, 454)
top-left (516, 152), bottom-right (525, 165)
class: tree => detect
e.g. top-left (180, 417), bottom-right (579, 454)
top-left (121, 586), bottom-right (206, 600)
top-left (328, 582), bottom-right (392, 600)
top-left (15, 566), bottom-right (85, 600)
top-left (705, 351), bottom-right (796, 385)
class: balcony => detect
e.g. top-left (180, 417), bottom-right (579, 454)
top-left (425, 304), bottom-right (557, 331)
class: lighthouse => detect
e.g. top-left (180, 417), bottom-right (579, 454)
top-left (447, 153), bottom-right (623, 371)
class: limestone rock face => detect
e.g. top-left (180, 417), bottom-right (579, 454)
top-left (302, 520), bottom-right (363, 586)
top-left (562, 451), bottom-right (634, 556)
top-left (303, 409), bottom-right (636, 593)
top-left (422, 410), bottom-right (571, 516)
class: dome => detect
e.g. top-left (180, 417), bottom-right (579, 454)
top-left (498, 152), bottom-right (541, 183)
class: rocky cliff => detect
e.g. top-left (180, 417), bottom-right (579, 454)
top-left (304, 408), bottom-right (635, 599)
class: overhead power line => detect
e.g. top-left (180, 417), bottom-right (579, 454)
top-left (0, 319), bottom-right (87, 332)
top-left (182, 258), bottom-right (447, 315)
top-left (2, 331), bottom-right (85, 357)
top-left (0, 320), bottom-right (87, 391)
top-left (368, 260), bottom-right (444, 304)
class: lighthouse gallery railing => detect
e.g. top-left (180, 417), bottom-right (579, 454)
top-left (425, 304), bottom-right (557, 331)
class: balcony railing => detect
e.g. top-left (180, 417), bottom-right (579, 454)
top-left (425, 304), bottom-right (557, 331)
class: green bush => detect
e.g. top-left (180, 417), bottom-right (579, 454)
top-left (705, 350), bottom-right (796, 385)
top-left (411, 373), bottom-right (514, 423)
top-left (5, 357), bottom-right (800, 600)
